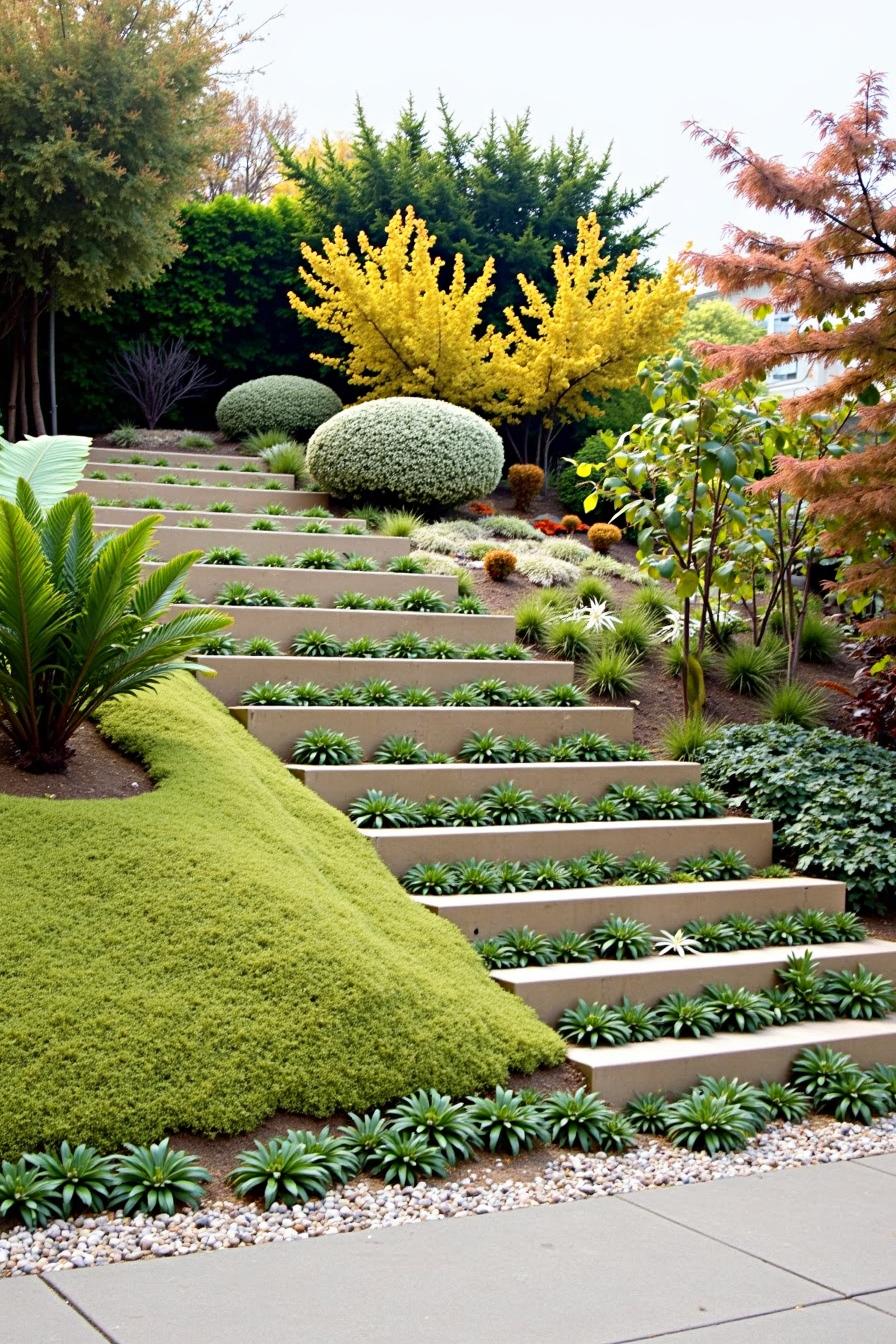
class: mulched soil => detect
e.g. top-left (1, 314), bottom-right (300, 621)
top-left (0, 721), bottom-right (153, 800)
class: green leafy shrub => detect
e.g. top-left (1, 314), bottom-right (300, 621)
top-left (541, 1088), bottom-right (612, 1150)
top-left (216, 375), bottom-right (341, 440)
top-left (388, 1089), bottom-right (479, 1165)
top-left (0, 494), bottom-right (228, 771)
top-left (229, 1137), bottom-right (330, 1209)
top-left (291, 728), bottom-right (363, 765)
top-left (369, 1131), bottom-right (448, 1185)
top-left (306, 397), bottom-right (504, 507)
top-left (0, 1158), bottom-right (60, 1229)
top-left (27, 1141), bottom-right (117, 1216)
top-left (696, 722), bottom-right (896, 912)
top-left (556, 1000), bottom-right (631, 1047)
top-left (623, 1092), bottom-right (671, 1135)
top-left (466, 1087), bottom-right (549, 1155)
top-left (110, 1139), bottom-right (210, 1214)
top-left (666, 1091), bottom-right (751, 1154)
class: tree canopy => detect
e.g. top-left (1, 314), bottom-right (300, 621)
top-left (280, 97), bottom-right (664, 325)
top-left (0, 0), bottom-right (238, 436)
top-left (677, 299), bottom-right (764, 350)
top-left (685, 71), bottom-right (896, 632)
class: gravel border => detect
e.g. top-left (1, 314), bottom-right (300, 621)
top-left (3, 1113), bottom-right (895, 1276)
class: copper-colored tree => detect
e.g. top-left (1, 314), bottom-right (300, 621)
top-left (202, 94), bottom-right (300, 202)
top-left (684, 72), bottom-right (896, 631)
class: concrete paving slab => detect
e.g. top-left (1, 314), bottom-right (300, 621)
top-left (0, 1276), bottom-right (106, 1342)
top-left (51, 1197), bottom-right (828, 1344)
top-left (624, 1161), bottom-right (896, 1296)
top-left (646, 1298), bottom-right (896, 1343)
top-left (856, 1152), bottom-right (896, 1176)
top-left (858, 1289), bottom-right (896, 1318)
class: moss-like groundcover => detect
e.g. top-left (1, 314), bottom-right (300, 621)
top-left (0, 675), bottom-right (561, 1158)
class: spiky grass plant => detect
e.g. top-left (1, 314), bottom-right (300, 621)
top-left (759, 1081), bottom-right (812, 1122)
top-left (583, 646), bottom-right (642, 699)
top-left (762, 680), bottom-right (828, 728)
top-left (466, 1087), bottom-right (550, 1155)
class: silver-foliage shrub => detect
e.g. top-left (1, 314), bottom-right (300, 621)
top-left (306, 397), bottom-right (504, 507)
top-left (216, 376), bottom-right (342, 441)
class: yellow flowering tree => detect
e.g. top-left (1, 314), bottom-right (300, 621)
top-left (290, 208), bottom-right (689, 466)
top-left (501, 214), bottom-right (690, 471)
top-left (288, 208), bottom-right (509, 415)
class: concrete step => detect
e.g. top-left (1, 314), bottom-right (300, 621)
top-left (107, 524), bottom-right (408, 563)
top-left (235, 704), bottom-right (633, 761)
top-left (297, 759), bottom-right (700, 811)
top-left (86, 461), bottom-right (293, 488)
top-left (371, 816), bottom-right (772, 874)
top-left (95, 506), bottom-right (366, 532)
top-left (568, 1014), bottom-right (896, 1105)
top-left (198, 655), bottom-right (577, 706)
top-left (155, 562), bottom-right (458, 603)
top-left (419, 877), bottom-right (846, 940)
top-left (79, 478), bottom-right (328, 512)
top-left (188, 605), bottom-right (516, 647)
top-left (493, 938), bottom-right (896, 1022)
top-left (89, 446), bottom-right (260, 471)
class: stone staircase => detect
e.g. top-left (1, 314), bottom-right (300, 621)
top-left (83, 445), bottom-right (896, 1106)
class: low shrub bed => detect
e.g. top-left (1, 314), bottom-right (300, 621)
top-left (5, 1051), bottom-right (895, 1228)
top-left (292, 728), bottom-right (652, 767)
top-left (242, 678), bottom-right (586, 708)
top-left (0, 676), bottom-right (561, 1158)
top-left (556, 953), bottom-right (896, 1047)
top-left (697, 723), bottom-right (896, 913)
top-left (402, 847), bottom-right (755, 894)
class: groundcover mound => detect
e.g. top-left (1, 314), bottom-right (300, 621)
top-left (0, 675), bottom-right (561, 1157)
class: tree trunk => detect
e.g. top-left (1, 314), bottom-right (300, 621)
top-left (48, 295), bottom-right (58, 435)
top-left (28, 296), bottom-right (46, 436)
top-left (6, 338), bottom-right (20, 440)
top-left (681, 596), bottom-right (691, 715)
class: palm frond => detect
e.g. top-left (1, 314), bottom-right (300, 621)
top-left (0, 503), bottom-right (70, 729)
top-left (0, 435), bottom-right (91, 508)
top-left (130, 552), bottom-right (203, 622)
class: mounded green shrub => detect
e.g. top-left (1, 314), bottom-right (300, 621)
top-left (216, 375), bottom-right (342, 441)
top-left (0, 675), bottom-right (561, 1157)
top-left (306, 397), bottom-right (504, 507)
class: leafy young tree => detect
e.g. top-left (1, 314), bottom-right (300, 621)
top-left (677, 299), bottom-right (764, 351)
top-left (202, 94), bottom-right (301, 202)
top-left (281, 97), bottom-right (663, 324)
top-left (685, 72), bottom-right (896, 632)
top-left (0, 0), bottom-right (241, 438)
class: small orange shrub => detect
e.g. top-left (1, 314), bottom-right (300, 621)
top-left (561, 514), bottom-right (583, 534)
top-left (483, 548), bottom-right (517, 581)
top-left (469, 500), bottom-right (496, 516)
top-left (507, 463), bottom-right (544, 512)
top-left (588, 522), bottom-right (623, 553)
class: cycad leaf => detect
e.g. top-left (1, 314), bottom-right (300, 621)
top-left (130, 552), bottom-right (202, 621)
top-left (0, 501), bottom-right (69, 696)
top-left (0, 435), bottom-right (92, 508)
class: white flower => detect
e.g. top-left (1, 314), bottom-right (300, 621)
top-left (568, 601), bottom-right (620, 634)
top-left (653, 928), bottom-right (704, 957)
top-left (660, 607), bottom-right (700, 644)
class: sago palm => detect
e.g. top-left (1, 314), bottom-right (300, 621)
top-left (0, 485), bottom-right (229, 771)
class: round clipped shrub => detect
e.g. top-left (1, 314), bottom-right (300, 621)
top-left (306, 397), bottom-right (504, 507)
top-left (561, 514), bottom-right (584, 534)
top-left (484, 548), bottom-right (517, 582)
top-left (507, 463), bottom-right (545, 512)
top-left (216, 376), bottom-right (342, 441)
top-left (588, 522), bottom-right (622, 553)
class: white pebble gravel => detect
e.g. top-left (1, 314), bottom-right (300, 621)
top-left (2, 1114), bottom-right (894, 1277)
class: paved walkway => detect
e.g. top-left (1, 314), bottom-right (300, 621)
top-left (4, 1155), bottom-right (896, 1343)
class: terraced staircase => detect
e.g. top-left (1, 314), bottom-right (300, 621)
top-left (83, 443), bottom-right (896, 1106)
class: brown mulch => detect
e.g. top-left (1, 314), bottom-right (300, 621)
top-left (92, 428), bottom-right (229, 455)
top-left (0, 721), bottom-right (153, 800)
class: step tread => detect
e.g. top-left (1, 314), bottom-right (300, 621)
top-left (418, 876), bottom-right (845, 912)
top-left (493, 937), bottom-right (896, 985)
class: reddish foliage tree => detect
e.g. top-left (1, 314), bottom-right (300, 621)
top-left (683, 73), bottom-right (896, 631)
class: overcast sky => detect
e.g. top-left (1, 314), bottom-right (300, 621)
top-left (235, 0), bottom-right (891, 263)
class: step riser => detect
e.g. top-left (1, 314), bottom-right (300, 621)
top-left (89, 447), bottom-right (259, 470)
top-left (95, 506), bottom-right (366, 532)
top-left (567, 1016), bottom-right (896, 1106)
top-left (493, 940), bottom-right (896, 1022)
top-left (419, 878), bottom-right (846, 939)
top-left (236, 705), bottom-right (633, 760)
top-left (108, 524), bottom-right (409, 562)
top-left (79, 479), bottom-right (328, 511)
top-left (200, 656), bottom-right (577, 706)
top-left (188, 605), bottom-right (516, 645)
top-left (87, 462), bottom-right (293, 488)
top-left (298, 761), bottom-right (700, 811)
top-left (150, 562), bottom-right (458, 603)
top-left (370, 817), bottom-right (772, 874)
